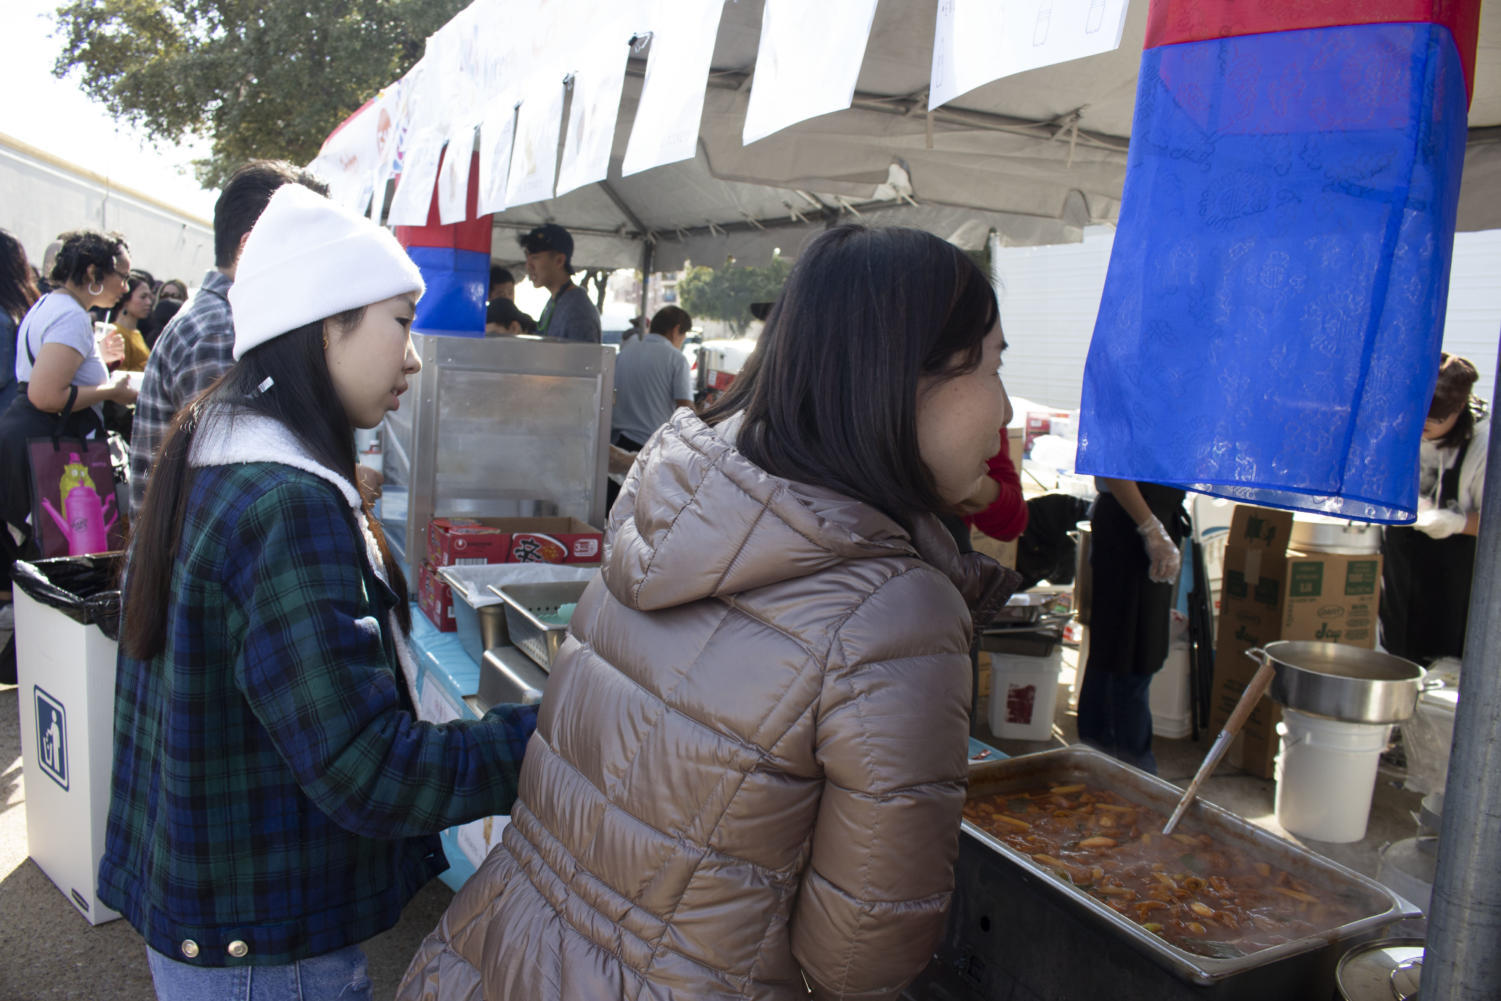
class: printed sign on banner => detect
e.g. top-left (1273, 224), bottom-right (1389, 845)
top-left (555, 38), bottom-right (633, 197)
top-left (505, 79), bottom-right (567, 208)
top-left (929, 0), bottom-right (1129, 109)
top-left (477, 93), bottom-right (519, 216)
top-left (387, 129), bottom-right (446, 226)
top-left (621, 0), bottom-right (725, 177)
top-left (438, 120), bottom-right (477, 224)
top-left (742, 0), bottom-right (878, 145)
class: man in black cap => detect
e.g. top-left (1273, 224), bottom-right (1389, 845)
top-left (518, 223), bottom-right (600, 344)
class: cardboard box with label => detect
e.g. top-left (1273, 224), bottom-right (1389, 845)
top-left (1210, 506), bottom-right (1382, 778)
top-left (428, 517), bottom-right (603, 567)
top-left (418, 560), bottom-right (456, 631)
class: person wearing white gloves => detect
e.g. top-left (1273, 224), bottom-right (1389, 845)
top-left (1381, 354), bottom-right (1488, 664)
top-left (1076, 477), bottom-right (1187, 774)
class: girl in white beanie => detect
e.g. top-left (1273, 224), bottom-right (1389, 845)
top-left (100, 184), bottom-right (537, 1001)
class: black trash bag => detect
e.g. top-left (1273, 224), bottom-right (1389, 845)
top-left (1015, 493), bottom-right (1092, 590)
top-left (10, 553), bottom-right (124, 642)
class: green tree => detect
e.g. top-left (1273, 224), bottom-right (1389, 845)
top-left (51, 0), bottom-right (463, 189)
top-left (676, 256), bottom-right (791, 337)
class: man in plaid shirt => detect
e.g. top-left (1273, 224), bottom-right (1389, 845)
top-left (128, 161), bottom-right (328, 515)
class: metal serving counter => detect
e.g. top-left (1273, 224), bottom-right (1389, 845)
top-left (378, 332), bottom-right (614, 569)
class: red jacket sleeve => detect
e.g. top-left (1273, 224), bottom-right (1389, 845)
top-left (964, 447), bottom-right (1028, 542)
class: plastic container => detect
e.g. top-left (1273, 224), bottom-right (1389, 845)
top-left (1274, 708), bottom-right (1391, 843)
top-left (1399, 685), bottom-right (1458, 795)
top-left (1149, 640), bottom-right (1193, 739)
top-left (989, 633), bottom-right (1064, 741)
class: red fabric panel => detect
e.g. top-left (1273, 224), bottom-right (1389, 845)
top-left (394, 150), bottom-right (492, 255)
top-left (1144, 0), bottom-right (1482, 101)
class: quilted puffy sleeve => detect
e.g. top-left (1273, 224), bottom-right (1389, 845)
top-left (790, 565), bottom-right (973, 1000)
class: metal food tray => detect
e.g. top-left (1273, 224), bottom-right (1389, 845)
top-left (961, 746), bottom-right (1415, 986)
top-left (487, 580), bottom-right (590, 670)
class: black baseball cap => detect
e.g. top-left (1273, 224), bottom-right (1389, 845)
top-left (518, 223), bottom-right (574, 273)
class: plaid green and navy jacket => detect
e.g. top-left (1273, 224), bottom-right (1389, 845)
top-left (98, 461), bottom-right (536, 966)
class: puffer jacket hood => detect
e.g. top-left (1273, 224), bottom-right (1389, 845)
top-left (400, 409), bottom-right (1019, 1001)
top-left (606, 412), bottom-right (1014, 622)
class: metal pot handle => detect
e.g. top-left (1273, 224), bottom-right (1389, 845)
top-left (1420, 674), bottom-right (1447, 692)
top-left (1243, 646), bottom-right (1270, 668)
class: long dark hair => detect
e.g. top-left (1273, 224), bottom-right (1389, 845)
top-left (0, 228), bottom-right (40, 323)
top-left (122, 310), bottom-right (411, 660)
top-left (699, 225), bottom-right (999, 525)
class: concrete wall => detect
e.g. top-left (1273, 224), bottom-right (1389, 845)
top-left (991, 225), bottom-right (1501, 412)
top-left (1, 134), bottom-right (214, 287)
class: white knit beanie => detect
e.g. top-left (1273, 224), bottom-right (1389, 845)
top-left (228, 183), bottom-right (425, 359)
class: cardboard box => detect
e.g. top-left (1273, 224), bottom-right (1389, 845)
top-left (13, 588), bottom-right (122, 925)
top-left (1209, 506), bottom-right (1382, 777)
top-left (492, 517), bottom-right (603, 564)
top-left (968, 428), bottom-right (1027, 569)
top-left (418, 560), bottom-right (457, 631)
top-left (428, 516), bottom-right (604, 567)
top-left (427, 518), bottom-right (514, 567)
top-left (1024, 410), bottom-right (1073, 456)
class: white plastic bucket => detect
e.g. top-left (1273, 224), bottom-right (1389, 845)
top-left (1274, 708), bottom-right (1391, 843)
top-left (989, 648), bottom-right (1063, 741)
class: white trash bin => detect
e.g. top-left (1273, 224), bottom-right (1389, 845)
top-left (12, 557), bottom-right (123, 925)
top-left (986, 629), bottom-right (1064, 741)
top-left (1274, 707), bottom-right (1391, 843)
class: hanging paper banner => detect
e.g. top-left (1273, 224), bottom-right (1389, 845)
top-left (930, 0), bottom-right (1130, 109)
top-left (1074, 0), bottom-right (1482, 522)
top-left (438, 120), bottom-right (477, 224)
top-left (387, 128), bottom-right (446, 227)
top-left (555, 38), bottom-right (633, 197)
top-left (476, 93), bottom-right (518, 215)
top-left (742, 0), bottom-right (878, 145)
top-left (621, 0), bottom-right (726, 177)
top-left (505, 78), bottom-right (566, 208)
top-left (311, 99), bottom-right (379, 213)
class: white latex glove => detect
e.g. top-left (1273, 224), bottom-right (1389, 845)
top-left (1137, 515), bottom-right (1182, 584)
top-left (1415, 507), bottom-right (1466, 539)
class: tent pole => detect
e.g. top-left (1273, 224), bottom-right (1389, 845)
top-left (1422, 334), bottom-right (1501, 999)
top-left (639, 239), bottom-right (655, 321)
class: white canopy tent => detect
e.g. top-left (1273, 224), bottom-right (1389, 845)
top-left (312, 0), bottom-right (1501, 273)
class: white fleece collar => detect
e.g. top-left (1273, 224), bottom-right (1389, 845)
top-left (186, 406), bottom-right (421, 704)
top-left (190, 409), bottom-right (362, 510)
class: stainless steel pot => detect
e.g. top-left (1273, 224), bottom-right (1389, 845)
top-left (1072, 520), bottom-right (1093, 627)
top-left (1289, 515), bottom-right (1382, 555)
top-left (1254, 641), bottom-right (1424, 724)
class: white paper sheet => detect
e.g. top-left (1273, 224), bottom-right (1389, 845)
top-left (504, 78), bottom-right (567, 208)
top-left (476, 93), bottom-right (518, 216)
top-left (741, 0), bottom-right (878, 146)
top-left (417, 675), bottom-right (463, 724)
top-left (929, 0), bottom-right (1130, 110)
top-left (455, 814), bottom-right (511, 868)
top-left (620, 0), bottom-right (726, 177)
top-left (555, 38), bottom-right (633, 197)
top-left (437, 120), bottom-right (476, 224)
top-left (386, 128), bottom-right (445, 226)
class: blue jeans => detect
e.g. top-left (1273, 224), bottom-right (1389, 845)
top-left (147, 945), bottom-right (372, 1001)
top-left (1076, 668), bottom-right (1158, 775)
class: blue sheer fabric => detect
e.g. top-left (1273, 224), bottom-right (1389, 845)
top-left (1076, 24), bottom-right (1469, 523)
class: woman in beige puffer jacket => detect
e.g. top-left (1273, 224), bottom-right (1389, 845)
top-left (399, 225), bottom-right (1019, 1001)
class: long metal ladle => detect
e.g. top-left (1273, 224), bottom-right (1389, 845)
top-left (1162, 648), bottom-right (1277, 835)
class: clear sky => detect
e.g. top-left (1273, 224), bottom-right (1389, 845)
top-left (0, 0), bottom-right (220, 220)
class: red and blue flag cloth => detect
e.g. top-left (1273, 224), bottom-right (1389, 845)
top-left (395, 150), bottom-right (491, 337)
top-left (1075, 1), bottom-right (1482, 522)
